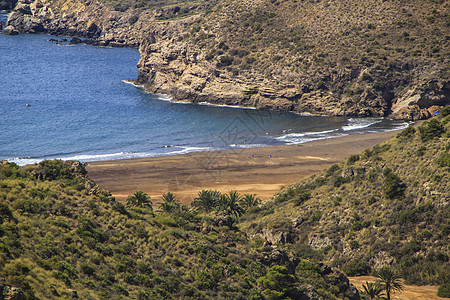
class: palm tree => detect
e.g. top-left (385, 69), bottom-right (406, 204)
top-left (362, 281), bottom-right (384, 300)
top-left (240, 193), bottom-right (261, 211)
top-left (158, 192), bottom-right (180, 213)
top-left (221, 190), bottom-right (245, 218)
top-left (376, 267), bottom-right (404, 300)
top-left (192, 190), bottom-right (221, 213)
top-left (127, 191), bottom-right (152, 208)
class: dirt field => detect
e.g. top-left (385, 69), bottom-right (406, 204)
top-left (349, 276), bottom-right (441, 300)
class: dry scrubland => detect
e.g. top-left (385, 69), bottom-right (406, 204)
top-left (0, 111), bottom-right (449, 299)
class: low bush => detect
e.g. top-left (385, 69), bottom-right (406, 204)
top-left (437, 283), bottom-right (450, 297)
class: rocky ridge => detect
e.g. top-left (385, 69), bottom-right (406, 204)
top-left (4, 0), bottom-right (450, 119)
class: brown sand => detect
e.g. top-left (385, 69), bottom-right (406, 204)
top-left (86, 130), bottom-right (401, 204)
top-left (349, 276), bottom-right (440, 300)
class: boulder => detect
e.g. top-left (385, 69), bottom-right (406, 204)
top-left (261, 228), bottom-right (292, 244)
top-left (308, 233), bottom-right (331, 250)
top-left (2, 25), bottom-right (19, 35)
top-left (0, 284), bottom-right (26, 300)
top-left (69, 37), bottom-right (82, 44)
top-left (68, 161), bottom-right (87, 175)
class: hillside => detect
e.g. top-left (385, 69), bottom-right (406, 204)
top-left (0, 161), bottom-right (360, 299)
top-left (4, 0), bottom-right (449, 119)
top-left (239, 110), bottom-right (450, 287)
top-left (1, 115), bottom-right (449, 300)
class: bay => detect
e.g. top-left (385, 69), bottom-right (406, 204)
top-left (0, 12), bottom-right (408, 165)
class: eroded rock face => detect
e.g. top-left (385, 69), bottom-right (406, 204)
top-left (2, 25), bottom-right (19, 34)
top-left (308, 233), bottom-right (331, 250)
top-left (259, 228), bottom-right (292, 245)
top-left (0, 284), bottom-right (26, 300)
top-left (5, 0), bottom-right (449, 119)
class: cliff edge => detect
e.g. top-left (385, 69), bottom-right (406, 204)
top-left (5, 0), bottom-right (450, 119)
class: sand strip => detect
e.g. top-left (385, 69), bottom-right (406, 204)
top-left (86, 130), bottom-right (401, 204)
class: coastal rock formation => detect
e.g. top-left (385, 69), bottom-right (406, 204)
top-left (1, 25), bottom-right (18, 35)
top-left (0, 284), bottom-right (26, 300)
top-left (5, 0), bottom-right (449, 118)
top-left (0, 0), bottom-right (16, 10)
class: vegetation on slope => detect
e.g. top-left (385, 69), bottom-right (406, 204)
top-left (0, 161), bottom-right (359, 299)
top-left (240, 109), bottom-right (450, 287)
top-left (133, 0), bottom-right (449, 117)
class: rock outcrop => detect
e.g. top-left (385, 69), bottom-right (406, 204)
top-left (0, 283), bottom-right (26, 300)
top-left (4, 0), bottom-right (449, 119)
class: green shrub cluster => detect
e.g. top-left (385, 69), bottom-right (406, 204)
top-left (240, 116), bottom-right (449, 287)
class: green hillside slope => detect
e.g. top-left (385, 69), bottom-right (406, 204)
top-left (0, 161), bottom-right (359, 299)
top-left (240, 110), bottom-right (450, 287)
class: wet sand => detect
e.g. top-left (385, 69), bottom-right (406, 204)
top-left (86, 130), bottom-right (401, 204)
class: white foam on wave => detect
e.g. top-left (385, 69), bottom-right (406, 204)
top-left (164, 146), bottom-right (213, 155)
top-left (197, 102), bottom-right (256, 110)
top-left (124, 80), bottom-right (259, 110)
top-left (8, 146), bottom-right (216, 166)
top-left (342, 118), bottom-right (383, 131)
top-left (229, 143), bottom-right (268, 149)
top-left (385, 121), bottom-right (410, 131)
top-left (8, 152), bottom-right (152, 166)
top-left (122, 80), bottom-right (144, 88)
top-left (275, 129), bottom-right (339, 141)
top-left (277, 133), bottom-right (349, 145)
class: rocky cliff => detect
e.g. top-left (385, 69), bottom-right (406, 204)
top-left (5, 0), bottom-right (450, 119)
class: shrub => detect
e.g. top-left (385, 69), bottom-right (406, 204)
top-left (80, 262), bottom-right (96, 276)
top-left (438, 283), bottom-right (450, 297)
top-left (383, 168), bottom-right (406, 199)
top-left (347, 154), bottom-right (360, 165)
top-left (327, 164), bottom-right (341, 176)
top-left (439, 106), bottom-right (450, 117)
top-left (38, 160), bottom-right (75, 180)
top-left (343, 259), bottom-right (371, 276)
top-left (218, 41), bottom-right (229, 50)
top-left (334, 176), bottom-right (350, 187)
top-left (0, 203), bottom-right (13, 223)
top-left (196, 271), bottom-right (216, 289)
top-left (296, 260), bottom-right (321, 277)
top-left (129, 15), bottom-right (139, 25)
top-left (368, 196), bottom-right (377, 205)
top-left (417, 146), bottom-right (426, 156)
top-left (0, 163), bottom-right (27, 179)
top-left (419, 119), bottom-right (444, 141)
top-left (258, 265), bottom-right (298, 299)
top-left (437, 153), bottom-right (450, 168)
top-left (217, 55), bottom-right (233, 67)
top-left (292, 190), bottom-right (311, 206)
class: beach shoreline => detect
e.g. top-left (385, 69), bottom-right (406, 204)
top-left (86, 129), bottom-right (403, 204)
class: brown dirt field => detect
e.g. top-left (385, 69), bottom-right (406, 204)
top-left (86, 130), bottom-right (401, 204)
top-left (349, 276), bottom-right (441, 300)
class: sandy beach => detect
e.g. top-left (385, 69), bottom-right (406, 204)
top-left (86, 130), bottom-right (401, 204)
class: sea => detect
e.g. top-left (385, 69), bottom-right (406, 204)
top-left (0, 12), bottom-right (409, 166)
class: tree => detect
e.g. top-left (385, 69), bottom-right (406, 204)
top-left (375, 267), bottom-right (404, 300)
top-left (219, 191), bottom-right (244, 218)
top-left (239, 194), bottom-right (261, 211)
top-left (257, 265), bottom-right (298, 299)
top-left (192, 190), bottom-right (220, 213)
top-left (419, 118), bottom-right (444, 142)
top-left (362, 281), bottom-right (384, 300)
top-left (127, 191), bottom-right (152, 208)
top-left (383, 168), bottom-right (406, 199)
top-left (158, 192), bottom-right (180, 213)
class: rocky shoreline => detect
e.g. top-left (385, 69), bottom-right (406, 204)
top-left (3, 0), bottom-right (449, 119)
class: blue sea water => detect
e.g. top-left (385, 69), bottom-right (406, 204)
top-left (0, 12), bottom-right (408, 165)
